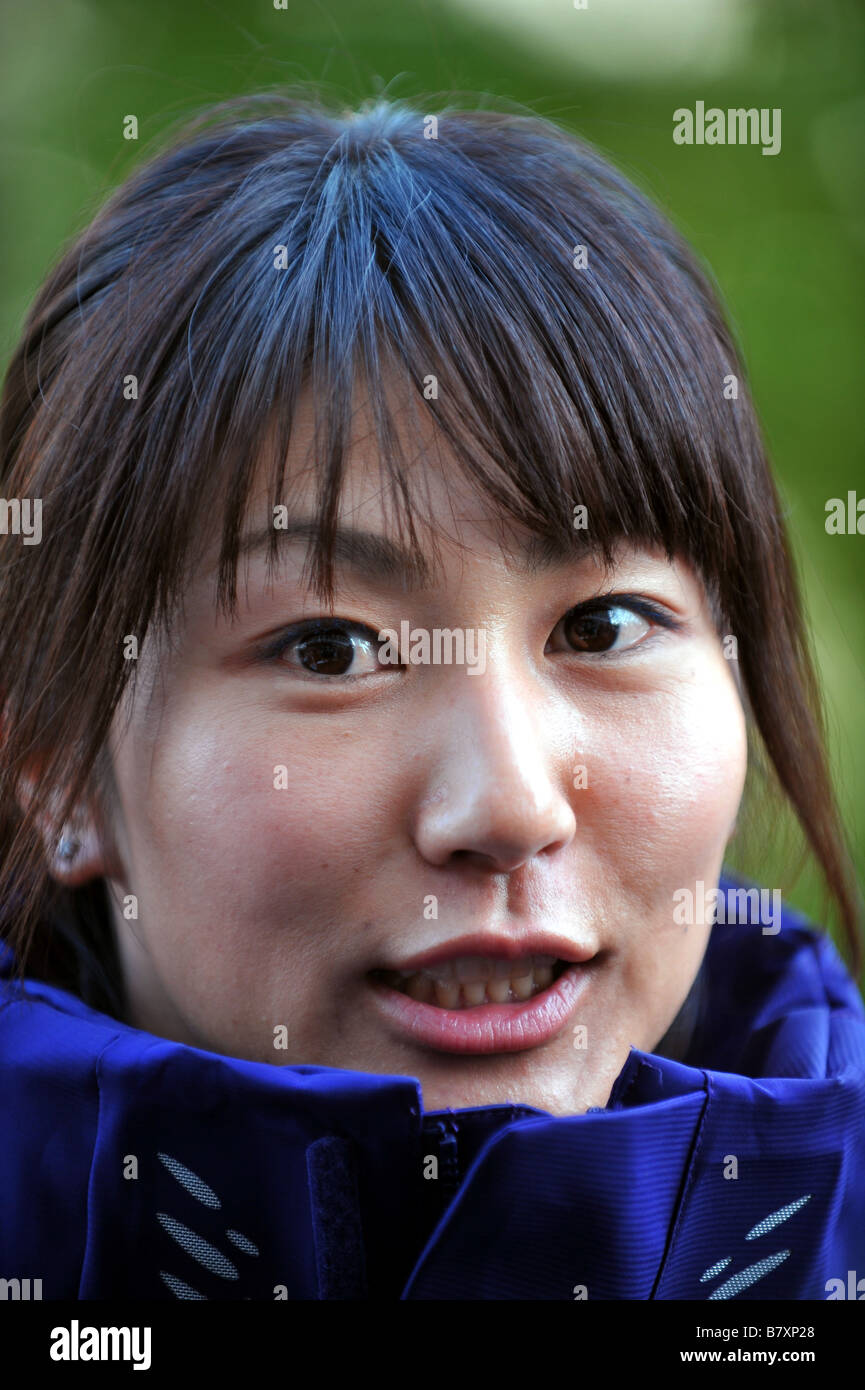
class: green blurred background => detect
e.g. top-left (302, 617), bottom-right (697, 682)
top-left (1, 0), bottom-right (863, 961)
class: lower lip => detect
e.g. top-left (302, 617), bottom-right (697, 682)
top-left (367, 963), bottom-right (593, 1055)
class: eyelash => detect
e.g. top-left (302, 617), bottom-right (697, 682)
top-left (259, 593), bottom-right (682, 679)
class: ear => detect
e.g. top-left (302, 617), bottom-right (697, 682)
top-left (16, 770), bottom-right (126, 889)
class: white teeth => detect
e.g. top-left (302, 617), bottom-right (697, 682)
top-left (462, 980), bottom-right (487, 1005)
top-left (431, 960), bottom-right (456, 983)
top-left (511, 973), bottom-right (534, 1001)
top-left (434, 979), bottom-right (461, 1009)
top-left (388, 955), bottom-right (563, 1008)
top-left (406, 974), bottom-right (433, 1003)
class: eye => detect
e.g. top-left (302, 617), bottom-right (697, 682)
top-left (547, 598), bottom-right (676, 655)
top-left (265, 620), bottom-right (388, 678)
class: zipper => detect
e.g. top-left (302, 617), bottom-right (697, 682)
top-left (421, 1115), bottom-right (461, 1203)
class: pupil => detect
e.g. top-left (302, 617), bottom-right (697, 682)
top-left (299, 630), bottom-right (354, 674)
top-left (566, 612), bottom-right (617, 652)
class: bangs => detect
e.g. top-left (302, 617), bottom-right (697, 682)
top-left (94, 94), bottom-right (757, 628)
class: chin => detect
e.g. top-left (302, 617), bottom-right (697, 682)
top-left (415, 1057), bottom-right (607, 1117)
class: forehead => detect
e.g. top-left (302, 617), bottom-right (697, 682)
top-left (210, 379), bottom-right (603, 594)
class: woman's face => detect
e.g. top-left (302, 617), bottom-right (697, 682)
top-left (97, 392), bottom-right (747, 1116)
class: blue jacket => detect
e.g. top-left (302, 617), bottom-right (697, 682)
top-left (1, 882), bottom-right (863, 1301)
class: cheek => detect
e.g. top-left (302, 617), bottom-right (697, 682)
top-left (578, 661), bottom-right (747, 891)
top-left (130, 706), bottom-right (390, 919)
top-left (571, 662), bottom-right (746, 1049)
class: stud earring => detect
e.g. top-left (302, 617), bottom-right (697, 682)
top-left (56, 833), bottom-right (81, 862)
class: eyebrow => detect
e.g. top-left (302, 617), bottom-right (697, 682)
top-left (236, 520), bottom-right (590, 590)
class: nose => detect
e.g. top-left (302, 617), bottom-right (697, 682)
top-left (412, 667), bottom-right (578, 872)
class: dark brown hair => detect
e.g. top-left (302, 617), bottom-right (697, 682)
top-left (0, 89), bottom-right (860, 1014)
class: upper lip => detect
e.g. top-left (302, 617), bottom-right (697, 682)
top-left (378, 931), bottom-right (598, 973)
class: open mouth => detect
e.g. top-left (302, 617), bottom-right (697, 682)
top-left (370, 954), bottom-right (570, 1009)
